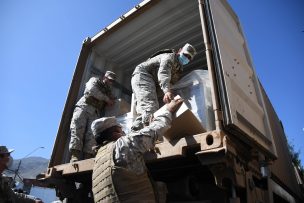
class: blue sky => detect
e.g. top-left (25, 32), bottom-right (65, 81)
top-left (1, 0), bottom-right (303, 167)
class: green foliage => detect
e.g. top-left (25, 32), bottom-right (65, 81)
top-left (288, 142), bottom-right (304, 177)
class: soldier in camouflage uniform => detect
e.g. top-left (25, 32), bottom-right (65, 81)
top-left (91, 98), bottom-right (183, 203)
top-left (69, 71), bottom-right (117, 162)
top-left (131, 43), bottom-right (197, 131)
top-left (0, 146), bottom-right (43, 203)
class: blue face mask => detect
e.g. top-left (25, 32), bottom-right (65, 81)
top-left (178, 54), bottom-right (190, 65)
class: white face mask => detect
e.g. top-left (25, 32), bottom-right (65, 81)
top-left (6, 155), bottom-right (13, 169)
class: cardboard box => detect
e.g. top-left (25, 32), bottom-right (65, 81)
top-left (154, 101), bottom-right (206, 141)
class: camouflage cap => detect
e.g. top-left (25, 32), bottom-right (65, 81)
top-left (91, 117), bottom-right (121, 137)
top-left (0, 146), bottom-right (14, 155)
top-left (105, 71), bottom-right (117, 81)
top-left (180, 43), bottom-right (197, 60)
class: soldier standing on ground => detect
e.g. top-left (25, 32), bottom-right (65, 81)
top-left (0, 146), bottom-right (43, 203)
top-left (131, 43), bottom-right (197, 131)
top-left (69, 71), bottom-right (117, 162)
top-left (91, 98), bottom-right (183, 202)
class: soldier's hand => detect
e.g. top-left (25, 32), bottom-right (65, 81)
top-left (166, 98), bottom-right (183, 113)
top-left (163, 91), bottom-right (174, 104)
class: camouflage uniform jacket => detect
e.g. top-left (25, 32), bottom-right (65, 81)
top-left (113, 108), bottom-right (172, 175)
top-left (0, 174), bottom-right (36, 203)
top-left (76, 77), bottom-right (113, 110)
top-left (133, 53), bottom-right (183, 94)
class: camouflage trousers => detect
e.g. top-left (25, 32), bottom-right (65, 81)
top-left (69, 105), bottom-right (99, 155)
top-left (131, 73), bottom-right (159, 130)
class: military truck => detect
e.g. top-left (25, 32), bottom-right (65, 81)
top-left (42, 0), bottom-right (304, 202)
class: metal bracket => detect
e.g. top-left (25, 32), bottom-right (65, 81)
top-left (196, 136), bottom-right (246, 189)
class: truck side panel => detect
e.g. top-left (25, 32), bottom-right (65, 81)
top-left (204, 0), bottom-right (277, 158)
top-left (261, 85), bottom-right (303, 200)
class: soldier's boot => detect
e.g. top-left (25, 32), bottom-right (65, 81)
top-left (70, 149), bottom-right (81, 163)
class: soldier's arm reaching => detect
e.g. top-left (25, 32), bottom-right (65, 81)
top-left (12, 191), bottom-right (43, 203)
top-left (1, 178), bottom-right (42, 203)
top-left (128, 98), bottom-right (183, 153)
top-left (157, 54), bottom-right (175, 94)
top-left (157, 53), bottom-right (176, 103)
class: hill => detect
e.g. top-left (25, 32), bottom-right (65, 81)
top-left (4, 156), bottom-right (49, 182)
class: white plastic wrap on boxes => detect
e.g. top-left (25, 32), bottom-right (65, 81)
top-left (116, 112), bottom-right (134, 135)
top-left (172, 70), bottom-right (215, 131)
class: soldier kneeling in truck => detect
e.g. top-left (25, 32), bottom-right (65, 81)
top-left (91, 98), bottom-right (183, 203)
top-left (69, 71), bottom-right (116, 162)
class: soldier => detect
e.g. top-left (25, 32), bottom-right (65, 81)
top-left (131, 43), bottom-right (197, 131)
top-left (0, 146), bottom-right (43, 203)
top-left (91, 98), bottom-right (183, 202)
top-left (69, 71), bottom-right (117, 162)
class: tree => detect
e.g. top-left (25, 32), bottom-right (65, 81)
top-left (288, 142), bottom-right (304, 178)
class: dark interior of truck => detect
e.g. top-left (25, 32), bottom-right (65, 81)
top-left (90, 0), bottom-right (208, 102)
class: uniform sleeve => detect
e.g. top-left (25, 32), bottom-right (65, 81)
top-left (158, 53), bottom-right (175, 94)
top-left (85, 77), bottom-right (111, 103)
top-left (113, 108), bottom-right (172, 174)
top-left (129, 108), bottom-right (172, 153)
top-left (12, 191), bottom-right (37, 203)
top-left (1, 178), bottom-right (36, 203)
